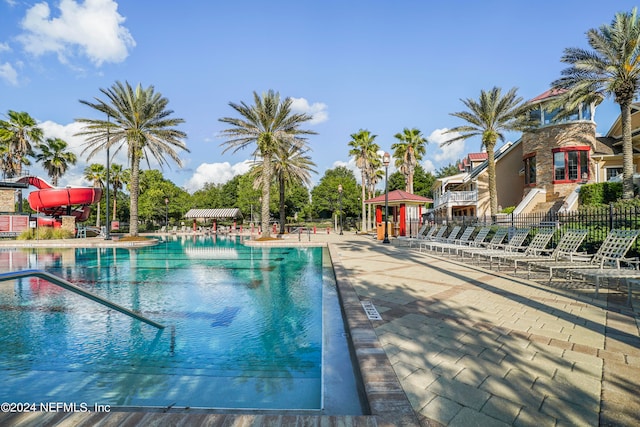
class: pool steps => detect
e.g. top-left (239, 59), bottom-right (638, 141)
top-left (0, 269), bottom-right (165, 329)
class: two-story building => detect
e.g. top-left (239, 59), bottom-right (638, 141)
top-left (432, 89), bottom-right (640, 219)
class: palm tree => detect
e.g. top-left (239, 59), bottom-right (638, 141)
top-left (366, 156), bottom-right (383, 230)
top-left (75, 81), bottom-right (189, 236)
top-left (36, 137), bottom-right (77, 186)
top-left (551, 8), bottom-right (640, 199)
top-left (391, 128), bottom-right (427, 193)
top-left (0, 110), bottom-right (43, 176)
top-left (348, 129), bottom-right (379, 232)
top-left (109, 163), bottom-right (129, 221)
top-left (219, 90), bottom-right (316, 239)
top-left (251, 141), bottom-right (316, 234)
top-left (84, 163), bottom-right (105, 227)
top-left (443, 87), bottom-right (532, 217)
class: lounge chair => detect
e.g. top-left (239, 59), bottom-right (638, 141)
top-left (514, 229), bottom-right (589, 278)
top-left (412, 226), bottom-right (447, 249)
top-left (459, 227), bottom-right (509, 260)
top-left (484, 227), bottom-right (555, 272)
top-left (444, 226), bottom-right (493, 256)
top-left (473, 228), bottom-right (531, 269)
top-left (408, 224), bottom-right (438, 248)
top-left (425, 225), bottom-right (476, 254)
top-left (526, 229), bottom-right (640, 284)
top-left (420, 225), bottom-right (462, 252)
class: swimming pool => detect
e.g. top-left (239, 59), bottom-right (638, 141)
top-left (0, 235), bottom-right (364, 413)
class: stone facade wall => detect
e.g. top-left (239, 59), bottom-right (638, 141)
top-left (0, 189), bottom-right (15, 212)
top-left (61, 216), bottom-right (76, 235)
top-left (521, 121), bottom-right (597, 203)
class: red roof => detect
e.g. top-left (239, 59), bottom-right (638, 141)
top-left (365, 189), bottom-right (433, 204)
top-left (530, 88), bottom-right (566, 103)
top-left (467, 152), bottom-right (488, 161)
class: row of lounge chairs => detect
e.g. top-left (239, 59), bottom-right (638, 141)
top-left (409, 224), bottom-right (640, 303)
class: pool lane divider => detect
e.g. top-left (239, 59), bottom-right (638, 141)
top-left (0, 269), bottom-right (165, 329)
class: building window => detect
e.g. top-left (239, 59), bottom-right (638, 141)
top-left (606, 167), bottom-right (623, 181)
top-left (523, 154), bottom-right (536, 185)
top-left (552, 147), bottom-right (590, 183)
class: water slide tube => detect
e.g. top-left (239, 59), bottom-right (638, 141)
top-left (17, 176), bottom-right (103, 226)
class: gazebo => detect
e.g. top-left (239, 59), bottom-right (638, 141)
top-left (365, 190), bottom-right (433, 238)
top-left (183, 208), bottom-right (243, 232)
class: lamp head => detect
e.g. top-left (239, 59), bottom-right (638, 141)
top-left (383, 152), bottom-right (390, 167)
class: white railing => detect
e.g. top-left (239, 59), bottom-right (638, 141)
top-left (434, 190), bottom-right (478, 208)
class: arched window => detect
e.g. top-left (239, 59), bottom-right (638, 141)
top-left (552, 147), bottom-right (590, 183)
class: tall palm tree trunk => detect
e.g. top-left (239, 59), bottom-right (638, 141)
top-left (261, 154), bottom-right (272, 238)
top-left (486, 142), bottom-right (498, 218)
top-left (361, 169), bottom-right (366, 232)
top-left (620, 101), bottom-right (635, 199)
top-left (130, 157), bottom-right (140, 236)
top-left (112, 188), bottom-right (118, 221)
top-left (279, 173), bottom-right (285, 234)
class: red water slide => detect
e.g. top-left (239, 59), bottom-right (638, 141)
top-left (18, 176), bottom-right (103, 225)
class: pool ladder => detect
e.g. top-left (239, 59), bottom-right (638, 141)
top-left (0, 269), bottom-right (165, 329)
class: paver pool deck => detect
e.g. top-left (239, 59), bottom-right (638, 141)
top-left (1, 232), bottom-right (639, 426)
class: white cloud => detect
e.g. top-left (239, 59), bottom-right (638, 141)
top-left (290, 97), bottom-right (329, 125)
top-left (37, 120), bottom-right (132, 186)
top-left (422, 159), bottom-right (435, 173)
top-left (18, 0), bottom-right (135, 66)
top-left (184, 160), bottom-right (254, 192)
top-left (0, 62), bottom-right (18, 85)
top-left (429, 128), bottom-right (466, 164)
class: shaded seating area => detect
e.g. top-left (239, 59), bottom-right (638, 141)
top-left (183, 208), bottom-right (243, 233)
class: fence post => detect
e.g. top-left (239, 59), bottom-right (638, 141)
top-left (610, 202), bottom-right (614, 231)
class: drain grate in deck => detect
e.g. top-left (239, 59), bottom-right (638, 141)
top-left (361, 300), bottom-right (382, 320)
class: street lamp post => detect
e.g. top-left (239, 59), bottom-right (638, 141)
top-left (382, 152), bottom-right (391, 244)
top-left (164, 197), bottom-right (169, 230)
top-left (338, 184), bottom-right (343, 235)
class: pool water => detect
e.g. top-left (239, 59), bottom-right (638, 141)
top-left (0, 235), bottom-right (361, 411)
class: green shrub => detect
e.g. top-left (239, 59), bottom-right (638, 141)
top-left (500, 206), bottom-right (515, 214)
top-left (16, 228), bottom-right (74, 240)
top-left (579, 182), bottom-right (623, 206)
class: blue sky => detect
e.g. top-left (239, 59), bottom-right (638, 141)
top-left (1, 0), bottom-right (638, 192)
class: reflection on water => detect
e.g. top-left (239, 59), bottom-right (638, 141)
top-left (0, 236), bottom-right (323, 410)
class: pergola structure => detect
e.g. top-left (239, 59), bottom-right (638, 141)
top-left (183, 208), bottom-right (243, 232)
top-left (365, 190), bottom-right (433, 238)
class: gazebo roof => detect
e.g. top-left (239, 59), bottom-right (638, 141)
top-left (365, 189), bottom-right (433, 205)
top-left (184, 208), bottom-right (243, 219)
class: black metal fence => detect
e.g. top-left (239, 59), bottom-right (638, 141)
top-left (433, 204), bottom-right (640, 257)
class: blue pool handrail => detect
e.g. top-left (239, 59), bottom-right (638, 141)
top-left (0, 269), bottom-right (165, 329)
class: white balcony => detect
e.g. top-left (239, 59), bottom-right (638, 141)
top-left (434, 190), bottom-right (478, 208)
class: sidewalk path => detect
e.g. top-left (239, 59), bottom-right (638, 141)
top-left (332, 235), bottom-right (640, 426)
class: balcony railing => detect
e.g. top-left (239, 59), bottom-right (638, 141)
top-left (434, 190), bottom-right (478, 208)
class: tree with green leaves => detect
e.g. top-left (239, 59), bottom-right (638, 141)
top-left (251, 140), bottom-right (316, 233)
top-left (552, 8), bottom-right (640, 199)
top-left (108, 163), bottom-right (129, 221)
top-left (443, 87), bottom-right (532, 217)
top-left (0, 110), bottom-right (43, 177)
top-left (391, 127), bottom-right (427, 194)
top-left (348, 129), bottom-right (379, 232)
top-left (219, 90), bottom-right (316, 238)
top-left (36, 137), bottom-right (77, 186)
top-left (76, 81), bottom-right (189, 236)
top-left (436, 163), bottom-right (461, 178)
top-left (83, 163), bottom-right (105, 227)
top-left (311, 166), bottom-right (358, 222)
